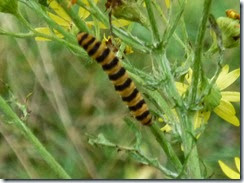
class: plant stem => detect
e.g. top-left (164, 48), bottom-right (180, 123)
top-left (0, 29), bottom-right (34, 38)
top-left (89, 133), bottom-right (178, 178)
top-left (155, 53), bottom-right (183, 107)
top-left (188, 0), bottom-right (212, 105)
top-left (14, 4), bottom-right (90, 60)
top-left (150, 123), bottom-right (183, 174)
top-left (57, 0), bottom-right (89, 33)
top-left (0, 96), bottom-right (71, 179)
top-left (28, 1), bottom-right (76, 43)
top-left (176, 108), bottom-right (202, 178)
top-left (144, 0), bottom-right (160, 42)
top-left (157, 0), bottom-right (186, 51)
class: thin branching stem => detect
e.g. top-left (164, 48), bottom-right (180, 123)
top-left (158, 0), bottom-right (186, 51)
top-left (144, 0), bottom-right (160, 42)
top-left (0, 97), bottom-right (71, 179)
top-left (150, 123), bottom-right (183, 174)
top-left (89, 131), bottom-right (179, 178)
top-left (56, 0), bottom-right (89, 33)
top-left (188, 0), bottom-right (213, 105)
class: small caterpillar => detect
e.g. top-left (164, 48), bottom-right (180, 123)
top-left (77, 32), bottom-right (152, 125)
top-left (226, 9), bottom-right (240, 20)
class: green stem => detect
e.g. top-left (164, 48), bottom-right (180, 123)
top-left (176, 108), bottom-right (202, 178)
top-left (144, 0), bottom-right (160, 42)
top-left (150, 123), bottom-right (183, 174)
top-left (199, 15), bottom-right (224, 101)
top-left (154, 53), bottom-right (183, 107)
top-left (89, 135), bottom-right (178, 178)
top-left (188, 0), bottom-right (212, 105)
top-left (151, 0), bottom-right (187, 50)
top-left (13, 6), bottom-right (89, 60)
top-left (0, 96), bottom-right (71, 179)
top-left (0, 29), bottom-right (34, 38)
top-left (28, 1), bottom-right (76, 43)
top-left (157, 0), bottom-right (186, 51)
top-left (57, 0), bottom-right (89, 33)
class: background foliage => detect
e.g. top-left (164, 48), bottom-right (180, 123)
top-left (0, 0), bottom-right (240, 179)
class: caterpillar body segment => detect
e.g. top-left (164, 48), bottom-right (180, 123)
top-left (77, 32), bottom-right (152, 125)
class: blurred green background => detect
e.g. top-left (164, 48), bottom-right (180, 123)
top-left (0, 0), bottom-right (240, 179)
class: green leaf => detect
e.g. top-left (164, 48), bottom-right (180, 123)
top-left (129, 151), bottom-right (149, 165)
top-left (88, 133), bottom-right (115, 147)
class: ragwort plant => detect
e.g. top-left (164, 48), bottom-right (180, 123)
top-left (0, 0), bottom-right (240, 179)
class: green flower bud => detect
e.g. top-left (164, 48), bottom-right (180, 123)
top-left (217, 17), bottom-right (240, 48)
top-left (111, 0), bottom-right (149, 27)
top-left (38, 0), bottom-right (49, 7)
top-left (0, 0), bottom-right (18, 16)
top-left (203, 85), bottom-right (222, 111)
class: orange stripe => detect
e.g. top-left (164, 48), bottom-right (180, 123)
top-left (99, 51), bottom-right (115, 66)
top-left (131, 103), bottom-right (148, 116)
top-left (104, 62), bottom-right (121, 75)
top-left (118, 83), bottom-right (135, 97)
top-left (80, 35), bottom-right (93, 47)
top-left (127, 93), bottom-right (143, 107)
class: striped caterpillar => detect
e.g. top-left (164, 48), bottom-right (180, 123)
top-left (225, 9), bottom-right (240, 20)
top-left (77, 32), bottom-right (152, 125)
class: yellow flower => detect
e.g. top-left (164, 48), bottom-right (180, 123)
top-left (160, 124), bottom-right (172, 132)
top-left (35, 0), bottom-right (130, 41)
top-left (218, 157), bottom-right (240, 179)
top-left (159, 109), bottom-right (179, 133)
top-left (35, 0), bottom-right (94, 41)
top-left (165, 0), bottom-right (171, 9)
top-left (143, 0), bottom-right (170, 9)
top-left (103, 35), bottom-right (133, 55)
top-left (213, 65), bottom-right (240, 126)
top-left (176, 65), bottom-right (240, 127)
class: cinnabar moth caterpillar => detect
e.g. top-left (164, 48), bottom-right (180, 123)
top-left (77, 32), bottom-right (152, 125)
top-left (226, 9), bottom-right (240, 20)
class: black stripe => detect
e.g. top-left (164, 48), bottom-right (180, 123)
top-left (108, 67), bottom-right (126, 81)
top-left (122, 88), bottom-right (138, 102)
top-left (83, 37), bottom-right (95, 50)
top-left (88, 42), bottom-right (101, 56)
top-left (96, 48), bottom-right (110, 63)
top-left (78, 33), bottom-right (88, 45)
top-left (136, 110), bottom-right (149, 121)
top-left (114, 78), bottom-right (132, 91)
top-left (143, 118), bottom-right (152, 125)
top-left (129, 99), bottom-right (145, 111)
top-left (102, 57), bottom-right (119, 71)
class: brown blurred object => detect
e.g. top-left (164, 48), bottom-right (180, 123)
top-left (105, 0), bottom-right (123, 10)
top-left (68, 0), bottom-right (77, 8)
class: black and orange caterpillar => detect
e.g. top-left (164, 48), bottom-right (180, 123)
top-left (77, 32), bottom-right (152, 125)
top-left (226, 9), bottom-right (240, 20)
